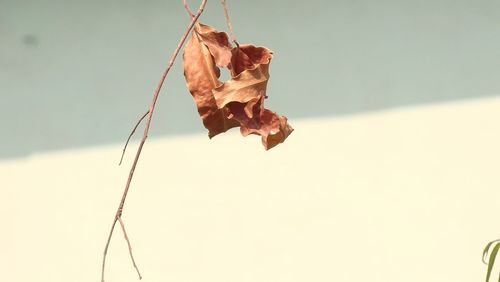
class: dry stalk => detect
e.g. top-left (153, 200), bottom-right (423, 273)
top-left (119, 111), bottom-right (149, 166)
top-left (101, 1), bottom-right (208, 281)
top-left (183, 0), bottom-right (237, 44)
top-left (221, 0), bottom-right (237, 44)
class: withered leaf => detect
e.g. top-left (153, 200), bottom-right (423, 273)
top-left (213, 60), bottom-right (269, 118)
top-left (214, 44), bottom-right (293, 150)
top-left (241, 108), bottom-right (294, 150)
top-left (229, 44), bottom-right (273, 77)
top-left (183, 23), bottom-right (293, 149)
top-left (196, 23), bottom-right (233, 68)
top-left (183, 23), bottom-right (238, 138)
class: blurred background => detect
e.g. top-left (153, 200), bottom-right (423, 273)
top-left (1, 0), bottom-right (500, 158)
top-left (1, 1), bottom-right (500, 282)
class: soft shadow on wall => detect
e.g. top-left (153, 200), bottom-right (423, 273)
top-left (1, 0), bottom-right (499, 159)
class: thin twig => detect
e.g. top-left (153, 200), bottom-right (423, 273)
top-left (183, 0), bottom-right (195, 17)
top-left (221, 0), bottom-right (237, 44)
top-left (119, 111), bottom-right (150, 166)
top-left (101, 1), bottom-right (208, 281)
top-left (118, 217), bottom-right (142, 279)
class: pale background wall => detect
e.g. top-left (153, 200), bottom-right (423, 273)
top-left (1, 1), bottom-right (500, 282)
top-left (1, 98), bottom-right (500, 282)
top-left (1, 0), bottom-right (500, 158)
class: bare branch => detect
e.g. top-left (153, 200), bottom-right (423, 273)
top-left (101, 219), bottom-right (117, 282)
top-left (221, 0), bottom-right (237, 44)
top-left (118, 110), bottom-right (149, 165)
top-left (183, 0), bottom-right (195, 17)
top-left (119, 111), bottom-right (149, 166)
top-left (119, 217), bottom-right (142, 279)
top-left (101, 1), bottom-right (208, 281)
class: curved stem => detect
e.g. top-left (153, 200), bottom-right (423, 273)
top-left (119, 110), bottom-right (149, 166)
top-left (101, 1), bottom-right (208, 281)
top-left (221, 0), bottom-right (237, 44)
top-left (118, 217), bottom-right (142, 279)
top-left (183, 0), bottom-right (195, 17)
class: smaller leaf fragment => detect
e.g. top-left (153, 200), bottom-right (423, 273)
top-left (486, 242), bottom-right (500, 282)
top-left (484, 240), bottom-right (500, 264)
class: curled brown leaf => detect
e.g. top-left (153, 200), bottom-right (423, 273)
top-left (183, 23), bottom-right (238, 138)
top-left (196, 23), bottom-right (233, 68)
top-left (214, 44), bottom-right (293, 149)
top-left (183, 23), bottom-right (293, 149)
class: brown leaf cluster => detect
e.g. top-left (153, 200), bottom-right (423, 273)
top-left (183, 23), bottom-right (293, 150)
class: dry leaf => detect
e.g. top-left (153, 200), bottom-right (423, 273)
top-left (214, 44), bottom-right (293, 150)
top-left (241, 107), bottom-right (294, 150)
top-left (229, 44), bottom-right (273, 77)
top-left (183, 23), bottom-right (238, 138)
top-left (213, 59), bottom-right (270, 118)
top-left (196, 23), bottom-right (233, 68)
top-left (183, 23), bottom-right (293, 149)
